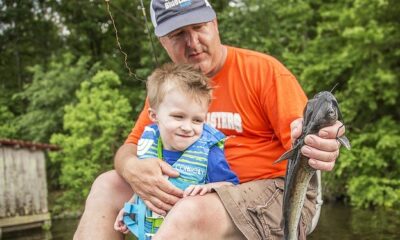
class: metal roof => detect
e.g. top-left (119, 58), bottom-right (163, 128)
top-left (0, 139), bottom-right (60, 151)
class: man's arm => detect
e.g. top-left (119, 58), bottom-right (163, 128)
top-left (291, 119), bottom-right (345, 171)
top-left (114, 143), bottom-right (183, 215)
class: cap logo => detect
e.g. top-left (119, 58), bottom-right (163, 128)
top-left (164, 0), bottom-right (192, 10)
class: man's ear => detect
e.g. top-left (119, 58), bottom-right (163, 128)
top-left (212, 18), bottom-right (219, 34)
top-left (148, 108), bottom-right (158, 122)
top-left (159, 36), bottom-right (167, 49)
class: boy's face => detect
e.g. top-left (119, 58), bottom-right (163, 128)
top-left (149, 89), bottom-right (208, 152)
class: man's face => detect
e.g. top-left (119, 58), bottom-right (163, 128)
top-left (159, 19), bottom-right (224, 77)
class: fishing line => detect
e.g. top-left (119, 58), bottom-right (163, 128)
top-left (105, 0), bottom-right (145, 82)
top-left (336, 124), bottom-right (345, 139)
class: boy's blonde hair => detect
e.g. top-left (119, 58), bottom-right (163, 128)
top-left (146, 63), bottom-right (212, 109)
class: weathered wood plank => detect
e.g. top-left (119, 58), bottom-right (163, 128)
top-left (37, 151), bottom-right (48, 213)
top-left (0, 212), bottom-right (50, 228)
top-left (4, 147), bottom-right (16, 216)
top-left (0, 148), bottom-right (6, 217)
top-left (24, 148), bottom-right (33, 215)
top-left (33, 151), bottom-right (43, 213)
top-left (15, 148), bottom-right (25, 215)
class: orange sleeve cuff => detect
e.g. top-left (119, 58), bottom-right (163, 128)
top-left (124, 99), bottom-right (152, 145)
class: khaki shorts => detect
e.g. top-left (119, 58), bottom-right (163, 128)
top-left (215, 177), bottom-right (317, 240)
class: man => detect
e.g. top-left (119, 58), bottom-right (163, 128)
top-left (74, 0), bottom-right (345, 239)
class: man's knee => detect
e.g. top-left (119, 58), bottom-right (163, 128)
top-left (155, 193), bottom-right (241, 240)
top-left (167, 193), bottom-right (222, 229)
top-left (91, 170), bottom-right (127, 191)
top-left (85, 170), bottom-right (132, 208)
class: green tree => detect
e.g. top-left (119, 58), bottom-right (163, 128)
top-left (0, 105), bottom-right (17, 138)
top-left (1, 0), bottom-right (150, 127)
top-left (13, 53), bottom-right (99, 143)
top-left (50, 70), bottom-right (132, 211)
top-left (0, 0), bottom-right (62, 89)
top-left (218, 0), bottom-right (314, 59)
top-left (48, 0), bottom-right (154, 96)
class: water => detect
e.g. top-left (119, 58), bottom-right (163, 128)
top-left (3, 204), bottom-right (399, 239)
top-left (1, 218), bottom-right (77, 240)
top-left (309, 203), bottom-right (400, 240)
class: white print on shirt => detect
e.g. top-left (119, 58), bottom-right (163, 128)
top-left (206, 112), bottom-right (243, 133)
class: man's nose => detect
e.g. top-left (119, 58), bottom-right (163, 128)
top-left (185, 30), bottom-right (199, 48)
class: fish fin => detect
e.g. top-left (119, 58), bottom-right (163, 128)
top-left (274, 149), bottom-right (295, 164)
top-left (338, 136), bottom-right (351, 150)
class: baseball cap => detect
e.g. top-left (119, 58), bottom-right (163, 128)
top-left (150, 0), bottom-right (216, 37)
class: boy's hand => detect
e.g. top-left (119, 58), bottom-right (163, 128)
top-left (114, 208), bottom-right (130, 234)
top-left (183, 182), bottom-right (233, 197)
top-left (183, 184), bottom-right (211, 197)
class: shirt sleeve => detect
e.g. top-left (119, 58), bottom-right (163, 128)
top-left (125, 98), bottom-right (152, 145)
top-left (206, 145), bottom-right (239, 184)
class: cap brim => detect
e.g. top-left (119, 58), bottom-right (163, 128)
top-left (154, 7), bottom-right (216, 37)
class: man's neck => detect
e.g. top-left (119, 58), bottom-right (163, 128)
top-left (206, 45), bottom-right (227, 78)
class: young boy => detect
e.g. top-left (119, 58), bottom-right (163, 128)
top-left (114, 63), bottom-right (239, 238)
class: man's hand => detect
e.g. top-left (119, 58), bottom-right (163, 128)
top-left (121, 154), bottom-right (184, 215)
top-left (123, 158), bottom-right (183, 216)
top-left (115, 144), bottom-right (184, 215)
top-left (291, 118), bottom-right (345, 171)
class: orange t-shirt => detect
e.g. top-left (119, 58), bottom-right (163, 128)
top-left (125, 46), bottom-right (307, 183)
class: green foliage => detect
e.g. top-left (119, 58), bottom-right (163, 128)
top-left (0, 105), bottom-right (17, 138)
top-left (348, 176), bottom-right (400, 209)
top-left (0, 0), bottom-right (63, 99)
top-left (337, 117), bottom-right (400, 208)
top-left (47, 0), bottom-right (156, 95)
top-left (13, 53), bottom-right (98, 143)
top-left (219, 0), bottom-right (314, 58)
top-left (50, 70), bottom-right (132, 211)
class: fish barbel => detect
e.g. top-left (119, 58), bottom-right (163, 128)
top-left (275, 91), bottom-right (351, 240)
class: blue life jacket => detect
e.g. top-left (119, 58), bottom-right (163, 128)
top-left (123, 123), bottom-right (225, 240)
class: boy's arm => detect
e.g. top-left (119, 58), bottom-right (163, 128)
top-left (206, 145), bottom-right (239, 184)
